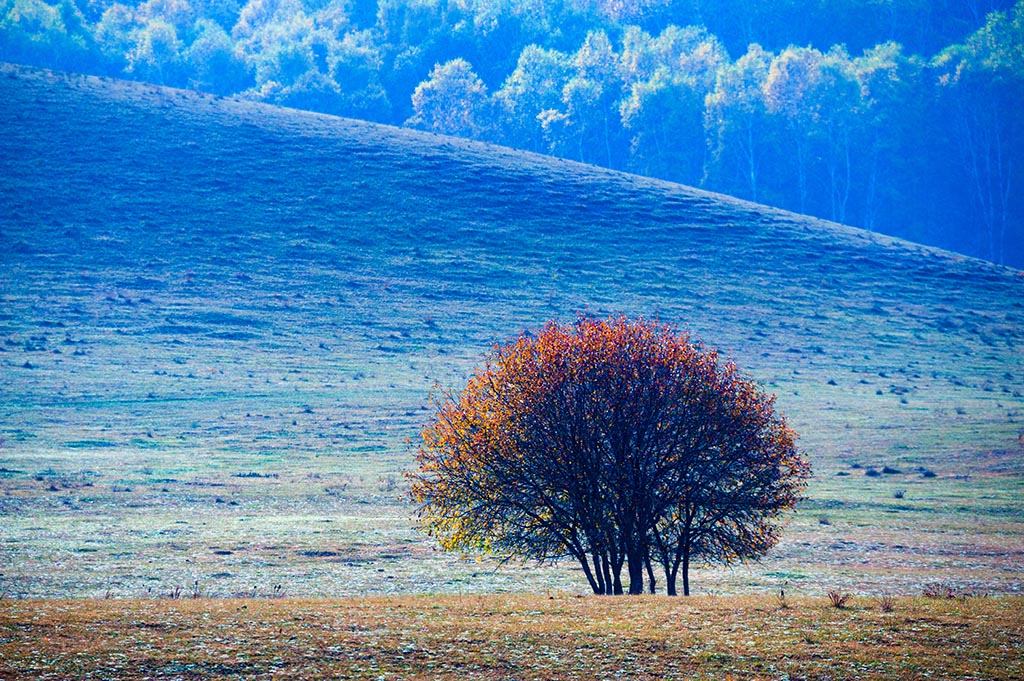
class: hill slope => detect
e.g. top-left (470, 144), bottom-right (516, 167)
top-left (1, 63), bottom-right (1022, 598)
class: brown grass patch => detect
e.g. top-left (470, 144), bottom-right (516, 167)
top-left (1, 594), bottom-right (1021, 680)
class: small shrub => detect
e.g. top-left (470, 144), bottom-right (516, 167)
top-left (893, 489), bottom-right (906, 499)
top-left (923, 582), bottom-right (957, 599)
top-left (818, 516), bottom-right (831, 525)
top-left (882, 465), bottom-right (902, 474)
top-left (921, 469), bottom-right (937, 478)
top-left (877, 594), bottom-right (897, 612)
top-left (827, 590), bottom-right (852, 608)
top-left (864, 468), bottom-right (881, 477)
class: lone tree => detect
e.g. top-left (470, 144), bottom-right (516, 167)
top-left (410, 317), bottom-right (810, 595)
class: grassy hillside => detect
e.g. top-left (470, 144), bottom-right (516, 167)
top-left (1, 63), bottom-right (1022, 600)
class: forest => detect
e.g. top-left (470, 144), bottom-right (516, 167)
top-left (3, 0), bottom-right (1022, 267)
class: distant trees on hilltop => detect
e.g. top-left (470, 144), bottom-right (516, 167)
top-left (2, 0), bottom-right (1022, 266)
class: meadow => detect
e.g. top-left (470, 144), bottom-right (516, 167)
top-left (1, 62), bottom-right (1023, 612)
top-left (3, 594), bottom-right (1023, 679)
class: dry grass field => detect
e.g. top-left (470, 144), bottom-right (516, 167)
top-left (2, 594), bottom-right (1022, 679)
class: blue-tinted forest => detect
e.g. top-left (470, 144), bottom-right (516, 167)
top-left (3, 0), bottom-right (1022, 267)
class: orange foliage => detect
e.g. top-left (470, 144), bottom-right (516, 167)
top-left (410, 317), bottom-right (810, 595)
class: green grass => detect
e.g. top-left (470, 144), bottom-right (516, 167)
top-left (2, 595), bottom-right (1022, 679)
top-left (1, 63), bottom-right (1023, 599)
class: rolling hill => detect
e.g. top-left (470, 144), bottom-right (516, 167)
top-left (1, 62), bottom-right (1022, 599)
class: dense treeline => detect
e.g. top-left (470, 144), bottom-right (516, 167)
top-left (2, 0), bottom-right (1022, 266)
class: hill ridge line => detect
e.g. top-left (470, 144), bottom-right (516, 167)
top-left (3, 62), bottom-right (1015, 277)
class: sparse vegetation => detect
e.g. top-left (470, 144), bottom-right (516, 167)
top-left (1, 65), bottom-right (1023, 603)
top-left (827, 590), bottom-right (853, 608)
top-left (2, 595), bottom-right (1021, 680)
top-left (923, 582), bottom-right (960, 599)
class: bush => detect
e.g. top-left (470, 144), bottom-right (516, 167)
top-left (827, 590), bottom-right (853, 608)
top-left (923, 582), bottom-right (957, 599)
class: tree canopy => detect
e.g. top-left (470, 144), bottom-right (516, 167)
top-left (410, 317), bottom-right (811, 595)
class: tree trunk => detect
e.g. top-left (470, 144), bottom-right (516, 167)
top-left (682, 551), bottom-right (691, 597)
top-left (611, 543), bottom-right (625, 595)
top-left (578, 552), bottom-right (601, 595)
top-left (664, 550), bottom-right (681, 596)
top-left (653, 528), bottom-right (675, 595)
top-left (746, 121), bottom-right (758, 202)
top-left (627, 546), bottom-right (645, 595)
top-left (645, 552), bottom-right (657, 595)
top-left (601, 553), bottom-right (614, 596)
top-left (864, 146), bottom-right (879, 231)
top-left (795, 134), bottom-right (807, 215)
top-left (591, 550), bottom-right (607, 595)
top-left (603, 112), bottom-right (613, 169)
